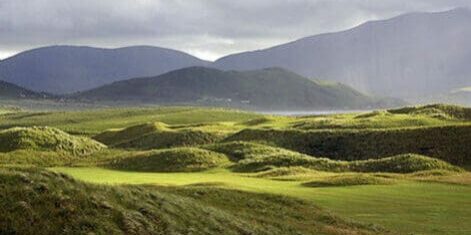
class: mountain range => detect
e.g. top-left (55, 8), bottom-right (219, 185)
top-left (214, 8), bottom-right (471, 101)
top-left (73, 67), bottom-right (399, 110)
top-left (0, 46), bottom-right (208, 94)
top-left (0, 8), bottom-right (470, 105)
top-left (0, 80), bottom-right (47, 99)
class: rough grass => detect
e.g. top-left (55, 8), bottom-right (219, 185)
top-left (0, 126), bottom-right (105, 155)
top-left (349, 154), bottom-right (462, 173)
top-left (53, 167), bottom-right (471, 235)
top-left (95, 122), bottom-right (222, 150)
top-left (0, 167), bottom-right (383, 235)
top-left (108, 147), bottom-right (231, 172)
top-left (0, 107), bottom-right (259, 135)
top-left (226, 124), bottom-right (471, 165)
top-left (228, 145), bottom-right (462, 173)
top-left (203, 141), bottom-right (294, 161)
top-left (302, 174), bottom-right (394, 187)
top-left (388, 104), bottom-right (471, 120)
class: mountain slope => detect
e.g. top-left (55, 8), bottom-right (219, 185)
top-left (214, 8), bottom-right (471, 101)
top-left (0, 80), bottom-right (46, 99)
top-left (0, 46), bottom-right (209, 94)
top-left (74, 67), bottom-right (400, 110)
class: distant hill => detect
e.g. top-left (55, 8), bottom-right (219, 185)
top-left (214, 8), bottom-right (471, 102)
top-left (74, 67), bottom-right (402, 110)
top-left (0, 80), bottom-right (47, 99)
top-left (0, 46), bottom-right (209, 94)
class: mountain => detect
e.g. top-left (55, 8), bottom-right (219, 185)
top-left (214, 8), bottom-right (471, 102)
top-left (0, 46), bottom-right (209, 94)
top-left (0, 80), bottom-right (47, 99)
top-left (73, 67), bottom-right (401, 110)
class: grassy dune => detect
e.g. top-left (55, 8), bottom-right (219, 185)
top-left (109, 147), bottom-right (230, 172)
top-left (0, 167), bottom-right (383, 235)
top-left (51, 167), bottom-right (471, 235)
top-left (0, 126), bottom-right (105, 155)
top-left (0, 107), bottom-right (259, 135)
top-left (95, 122), bottom-right (223, 150)
top-left (1, 104), bottom-right (470, 234)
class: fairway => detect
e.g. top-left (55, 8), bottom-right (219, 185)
top-left (52, 167), bottom-right (471, 235)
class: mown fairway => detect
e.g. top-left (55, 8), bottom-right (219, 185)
top-left (51, 167), bottom-right (471, 235)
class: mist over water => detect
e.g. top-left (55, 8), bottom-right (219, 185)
top-left (256, 110), bottom-right (372, 116)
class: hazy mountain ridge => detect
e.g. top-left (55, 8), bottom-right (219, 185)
top-left (73, 67), bottom-right (401, 110)
top-left (214, 8), bottom-right (471, 102)
top-left (0, 45), bottom-right (209, 94)
top-left (0, 80), bottom-right (47, 99)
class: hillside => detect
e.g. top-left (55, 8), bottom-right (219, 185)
top-left (0, 80), bottom-right (47, 99)
top-left (74, 67), bottom-right (399, 110)
top-left (0, 46), bottom-right (209, 94)
top-left (0, 126), bottom-right (105, 155)
top-left (0, 167), bottom-right (383, 235)
top-left (214, 8), bottom-right (471, 102)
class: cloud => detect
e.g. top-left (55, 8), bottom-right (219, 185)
top-left (0, 0), bottom-right (470, 60)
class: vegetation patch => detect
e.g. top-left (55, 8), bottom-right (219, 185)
top-left (302, 174), bottom-right (394, 187)
top-left (388, 104), bottom-right (471, 120)
top-left (109, 147), bottom-right (230, 172)
top-left (0, 126), bottom-right (105, 155)
top-left (227, 145), bottom-right (462, 174)
top-left (0, 167), bottom-right (383, 235)
top-left (226, 124), bottom-right (471, 165)
top-left (203, 141), bottom-right (295, 161)
top-left (350, 154), bottom-right (462, 173)
top-left (95, 122), bottom-right (222, 150)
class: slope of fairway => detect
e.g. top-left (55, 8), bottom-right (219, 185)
top-left (51, 167), bottom-right (471, 235)
top-left (0, 126), bottom-right (105, 155)
top-left (0, 167), bottom-right (382, 235)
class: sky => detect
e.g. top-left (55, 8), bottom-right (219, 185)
top-left (1, 0), bottom-right (471, 61)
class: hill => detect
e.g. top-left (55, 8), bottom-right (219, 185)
top-left (214, 8), bottom-right (471, 102)
top-left (74, 67), bottom-right (400, 110)
top-left (0, 46), bottom-right (209, 94)
top-left (0, 167), bottom-right (384, 235)
top-left (0, 80), bottom-right (47, 99)
top-left (0, 126), bottom-right (105, 155)
top-left (94, 122), bottom-right (222, 150)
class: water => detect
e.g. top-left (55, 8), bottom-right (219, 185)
top-left (256, 110), bottom-right (372, 116)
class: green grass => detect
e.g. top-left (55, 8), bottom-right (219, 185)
top-left (2, 104), bottom-right (471, 234)
top-left (302, 174), bottom-right (395, 187)
top-left (95, 122), bottom-right (223, 150)
top-left (108, 147), bottom-right (230, 172)
top-left (0, 167), bottom-right (382, 235)
top-left (0, 107), bottom-right (259, 135)
top-left (227, 124), bottom-right (471, 165)
top-left (51, 167), bottom-right (471, 235)
top-left (0, 126), bottom-right (105, 155)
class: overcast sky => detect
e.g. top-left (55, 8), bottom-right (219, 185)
top-left (1, 0), bottom-right (470, 61)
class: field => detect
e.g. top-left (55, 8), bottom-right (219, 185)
top-left (1, 104), bottom-right (471, 234)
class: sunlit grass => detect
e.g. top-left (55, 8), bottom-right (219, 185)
top-left (51, 167), bottom-right (471, 235)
